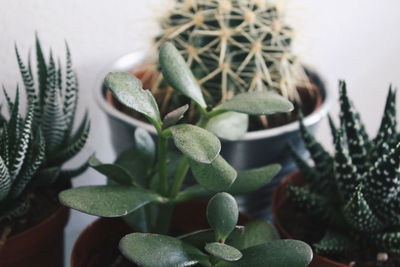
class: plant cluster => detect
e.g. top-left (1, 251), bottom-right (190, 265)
top-left (60, 42), bottom-right (292, 234)
top-left (0, 37), bottom-right (89, 223)
top-left (153, 0), bottom-right (310, 111)
top-left (288, 81), bottom-right (400, 255)
top-left (119, 192), bottom-right (313, 267)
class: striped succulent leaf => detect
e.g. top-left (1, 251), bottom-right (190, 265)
top-left (289, 82), bottom-right (400, 255)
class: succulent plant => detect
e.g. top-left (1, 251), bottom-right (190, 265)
top-left (15, 36), bottom-right (90, 185)
top-left (119, 192), bottom-right (313, 267)
top-left (288, 81), bottom-right (400, 255)
top-left (0, 89), bottom-right (45, 223)
top-left (153, 0), bottom-right (310, 112)
top-left (59, 42), bottom-right (291, 235)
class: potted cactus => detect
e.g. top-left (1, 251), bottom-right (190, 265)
top-left (60, 42), bottom-right (294, 266)
top-left (272, 81), bottom-right (400, 266)
top-left (118, 192), bottom-right (313, 267)
top-left (0, 37), bottom-right (90, 267)
top-left (95, 0), bottom-right (332, 217)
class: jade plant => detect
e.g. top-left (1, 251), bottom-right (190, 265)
top-left (59, 42), bottom-right (293, 234)
top-left (119, 192), bottom-right (313, 266)
top-left (288, 81), bottom-right (400, 255)
top-left (153, 0), bottom-right (310, 112)
top-left (0, 91), bottom-right (44, 223)
top-left (15, 36), bottom-right (90, 185)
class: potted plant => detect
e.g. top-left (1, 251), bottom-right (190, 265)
top-left (0, 36), bottom-right (90, 267)
top-left (94, 0), bottom-right (332, 218)
top-left (60, 42), bottom-right (294, 266)
top-left (118, 192), bottom-right (313, 266)
top-left (272, 81), bottom-right (400, 266)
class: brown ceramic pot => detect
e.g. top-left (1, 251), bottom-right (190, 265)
top-left (0, 205), bottom-right (70, 267)
top-left (271, 171), bottom-right (349, 267)
top-left (71, 200), bottom-right (251, 267)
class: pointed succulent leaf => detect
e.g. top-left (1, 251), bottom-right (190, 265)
top-left (207, 193), bottom-right (238, 242)
top-left (120, 233), bottom-right (211, 267)
top-left (313, 230), bottom-right (356, 255)
top-left (104, 72), bottom-right (162, 128)
top-left (59, 185), bottom-right (163, 217)
top-left (58, 160), bottom-right (89, 182)
top-left (0, 156), bottom-right (11, 201)
top-left (189, 156), bottom-right (237, 192)
top-left (89, 156), bottom-right (138, 186)
top-left (227, 164), bottom-right (280, 195)
top-left (205, 112), bottom-right (248, 141)
top-left (0, 199), bottom-right (30, 223)
top-left (216, 240), bottom-right (313, 267)
top-left (159, 42), bottom-right (207, 108)
top-left (338, 81), bottom-right (368, 174)
top-left (366, 142), bottom-right (400, 202)
top-left (227, 221), bottom-right (279, 250)
top-left (343, 184), bottom-right (386, 232)
top-left (205, 242), bottom-right (242, 262)
top-left (216, 91), bottom-right (294, 116)
top-left (7, 87), bottom-right (21, 159)
top-left (370, 231), bottom-right (400, 253)
top-left (327, 114), bottom-right (338, 141)
top-left (35, 35), bottom-right (47, 107)
top-left (170, 124), bottom-right (220, 164)
top-left (0, 125), bottom-right (10, 168)
top-left (162, 104), bottom-right (189, 129)
top-left (15, 45), bottom-right (37, 104)
top-left (333, 128), bottom-right (361, 200)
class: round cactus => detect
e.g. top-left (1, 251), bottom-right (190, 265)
top-left (155, 0), bottom-right (311, 108)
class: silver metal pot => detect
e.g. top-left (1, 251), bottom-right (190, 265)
top-left (94, 49), bottom-right (333, 219)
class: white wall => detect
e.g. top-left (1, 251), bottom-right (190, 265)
top-left (1, 0), bottom-right (400, 265)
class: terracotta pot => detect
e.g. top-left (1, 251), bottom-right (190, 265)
top-left (71, 200), bottom-right (251, 267)
top-left (0, 205), bottom-right (70, 267)
top-left (271, 171), bottom-right (349, 267)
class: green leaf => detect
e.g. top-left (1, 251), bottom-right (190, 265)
top-left (119, 233), bottom-right (211, 267)
top-left (206, 112), bottom-right (248, 141)
top-left (207, 193), bottom-right (238, 241)
top-left (227, 221), bottom-right (279, 250)
top-left (159, 42), bottom-right (207, 108)
top-left (205, 242), bottom-right (242, 262)
top-left (134, 127), bottom-right (155, 160)
top-left (216, 240), bottom-right (313, 267)
top-left (104, 72), bottom-right (161, 128)
top-left (189, 156), bottom-right (237, 192)
top-left (180, 228), bottom-right (245, 249)
top-left (215, 91), bottom-right (294, 116)
top-left (170, 124), bottom-right (220, 164)
top-left (162, 104), bottom-right (189, 129)
top-left (174, 185), bottom-right (212, 203)
top-left (228, 164), bottom-right (281, 195)
top-left (59, 185), bottom-right (162, 217)
top-left (89, 156), bottom-right (137, 186)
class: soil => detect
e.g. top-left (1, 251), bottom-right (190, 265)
top-left (105, 67), bottom-right (322, 132)
top-left (278, 197), bottom-right (400, 267)
top-left (0, 180), bottom-right (68, 243)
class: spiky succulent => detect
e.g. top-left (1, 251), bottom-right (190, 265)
top-left (0, 90), bottom-right (45, 222)
top-left (288, 81), bottom-right (400, 255)
top-left (15, 36), bottom-right (90, 185)
top-left (154, 0), bottom-right (310, 111)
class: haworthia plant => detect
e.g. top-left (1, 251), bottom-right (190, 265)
top-left (119, 192), bottom-right (313, 267)
top-left (15, 36), bottom-right (90, 185)
top-left (288, 81), bottom-right (400, 255)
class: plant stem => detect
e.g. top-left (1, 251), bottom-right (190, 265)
top-left (168, 156), bottom-right (189, 198)
top-left (157, 135), bottom-right (168, 196)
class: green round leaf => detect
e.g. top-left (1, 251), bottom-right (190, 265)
top-left (227, 221), bottom-right (279, 250)
top-left (89, 156), bottom-right (136, 186)
top-left (170, 124), bottom-right (221, 164)
top-left (159, 42), bottom-right (207, 108)
top-left (120, 233), bottom-right (210, 267)
top-left (216, 240), bottom-right (313, 267)
top-left (217, 91), bottom-right (294, 116)
top-left (205, 242), bottom-right (242, 262)
top-left (59, 185), bottom-right (162, 217)
top-left (134, 127), bottom-right (155, 159)
top-left (207, 193), bottom-right (238, 241)
top-left (104, 72), bottom-right (161, 128)
top-left (206, 112), bottom-right (249, 141)
top-left (162, 104), bottom-right (189, 129)
top-left (189, 155), bottom-right (237, 192)
top-left (228, 164), bottom-right (281, 195)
